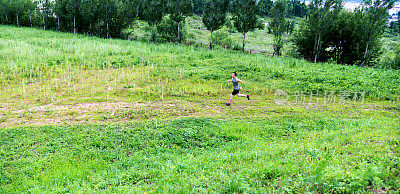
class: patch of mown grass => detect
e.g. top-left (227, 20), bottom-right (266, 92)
top-left (1, 116), bottom-right (399, 192)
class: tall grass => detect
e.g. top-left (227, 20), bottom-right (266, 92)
top-left (0, 25), bottom-right (399, 193)
top-left (1, 25), bottom-right (399, 102)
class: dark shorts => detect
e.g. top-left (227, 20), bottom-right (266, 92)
top-left (232, 89), bottom-right (240, 95)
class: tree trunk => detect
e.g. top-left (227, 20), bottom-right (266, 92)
top-left (242, 32), bottom-right (246, 53)
top-left (275, 32), bottom-right (279, 57)
top-left (74, 15), bottom-right (76, 33)
top-left (107, 22), bottom-right (109, 38)
top-left (314, 30), bottom-right (321, 63)
top-left (16, 12), bottom-right (19, 27)
top-left (29, 13), bottom-right (32, 27)
top-left (106, 0), bottom-right (109, 38)
top-left (360, 39), bottom-right (370, 66)
top-left (89, 2), bottom-right (92, 36)
top-left (42, 0), bottom-right (46, 30)
top-left (4, 5), bottom-right (8, 23)
top-left (42, 12), bottom-right (46, 30)
top-left (210, 30), bottom-right (213, 50)
top-left (128, 23), bottom-right (131, 41)
top-left (177, 21), bottom-right (180, 43)
top-left (57, 4), bottom-right (60, 31)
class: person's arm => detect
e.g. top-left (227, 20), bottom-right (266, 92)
top-left (237, 79), bottom-right (243, 89)
top-left (228, 80), bottom-right (232, 82)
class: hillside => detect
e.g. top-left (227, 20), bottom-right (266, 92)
top-left (0, 25), bottom-right (399, 192)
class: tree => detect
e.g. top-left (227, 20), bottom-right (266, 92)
top-left (287, 0), bottom-right (309, 18)
top-left (202, 0), bottom-right (229, 50)
top-left (193, 0), bottom-right (204, 15)
top-left (38, 0), bottom-right (50, 30)
top-left (122, 0), bottom-right (139, 41)
top-left (26, 0), bottom-right (36, 27)
top-left (167, 0), bottom-right (193, 43)
top-left (79, 0), bottom-right (101, 36)
top-left (11, 0), bottom-right (24, 27)
top-left (356, 0), bottom-right (395, 66)
top-left (1, 0), bottom-right (9, 24)
top-left (308, 0), bottom-right (342, 63)
top-left (294, 9), bottom-right (388, 65)
top-left (258, 0), bottom-right (273, 17)
top-left (54, 0), bottom-right (64, 31)
top-left (231, 0), bottom-right (258, 53)
top-left (270, 0), bottom-right (287, 56)
top-left (143, 0), bottom-right (165, 41)
top-left (72, 0), bottom-right (79, 33)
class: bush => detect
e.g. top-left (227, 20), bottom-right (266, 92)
top-left (224, 15), bottom-right (237, 33)
top-left (256, 17), bottom-right (265, 30)
top-left (375, 44), bottom-right (400, 69)
top-left (213, 26), bottom-right (235, 49)
top-left (156, 15), bottom-right (187, 43)
top-left (395, 52), bottom-right (400, 69)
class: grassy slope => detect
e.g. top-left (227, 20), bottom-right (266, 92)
top-left (131, 15), bottom-right (295, 55)
top-left (0, 25), bottom-right (399, 192)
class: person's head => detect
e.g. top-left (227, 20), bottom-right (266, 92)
top-left (232, 72), bottom-right (237, 78)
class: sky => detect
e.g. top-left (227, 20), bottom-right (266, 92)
top-left (303, 0), bottom-right (400, 13)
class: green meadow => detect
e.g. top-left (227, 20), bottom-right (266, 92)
top-left (0, 25), bottom-right (399, 192)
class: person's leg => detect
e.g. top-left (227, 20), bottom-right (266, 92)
top-left (238, 93), bottom-right (250, 100)
top-left (229, 94), bottom-right (233, 104)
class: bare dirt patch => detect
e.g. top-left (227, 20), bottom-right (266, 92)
top-left (1, 98), bottom-right (232, 128)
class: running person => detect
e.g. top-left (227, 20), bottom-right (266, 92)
top-left (226, 72), bottom-right (250, 106)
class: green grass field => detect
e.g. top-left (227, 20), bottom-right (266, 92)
top-left (1, 25), bottom-right (399, 193)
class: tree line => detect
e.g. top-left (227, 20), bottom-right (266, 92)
top-left (294, 0), bottom-right (395, 66)
top-left (0, 0), bottom-right (396, 67)
top-left (0, 0), bottom-right (298, 53)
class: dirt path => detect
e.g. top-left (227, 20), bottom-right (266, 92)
top-left (0, 97), bottom-right (397, 129)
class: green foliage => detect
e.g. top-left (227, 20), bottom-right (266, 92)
top-left (231, 0), bottom-right (258, 52)
top-left (294, 1), bottom-right (394, 67)
top-left (258, 0), bottom-right (273, 17)
top-left (256, 16), bottom-right (265, 30)
top-left (259, 0), bottom-right (308, 18)
top-left (1, 116), bottom-right (399, 192)
top-left (143, 0), bottom-right (165, 41)
top-left (310, 0), bottom-right (342, 63)
top-left (223, 14), bottom-right (236, 32)
top-left (1, 25), bottom-right (399, 100)
top-left (270, 0), bottom-right (287, 56)
top-left (287, 0), bottom-right (309, 18)
top-left (388, 20), bottom-right (400, 34)
top-left (202, 0), bottom-right (229, 49)
top-left (167, 0), bottom-right (193, 23)
top-left (395, 50), bottom-right (400, 69)
top-left (143, 0), bottom-right (165, 26)
top-left (355, 0), bottom-right (395, 66)
top-left (379, 45), bottom-right (400, 69)
top-left (166, 0), bottom-right (193, 42)
top-left (213, 26), bottom-right (235, 49)
top-left (193, 0), bottom-right (204, 15)
top-left (156, 14), bottom-right (187, 43)
top-left (0, 26), bottom-right (399, 192)
top-left (0, 0), bottom-right (36, 26)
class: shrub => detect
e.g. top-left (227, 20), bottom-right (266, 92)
top-left (213, 26), bottom-right (235, 49)
top-left (224, 15), bottom-right (237, 33)
top-left (156, 15), bottom-right (187, 43)
top-left (392, 51), bottom-right (400, 70)
top-left (256, 17), bottom-right (265, 30)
